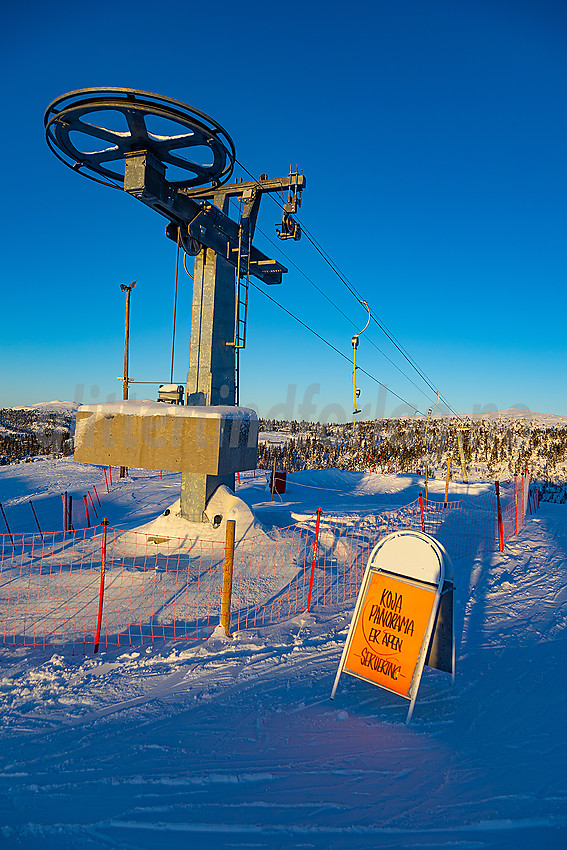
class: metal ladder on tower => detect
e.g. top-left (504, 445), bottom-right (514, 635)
top-left (233, 211), bottom-right (252, 405)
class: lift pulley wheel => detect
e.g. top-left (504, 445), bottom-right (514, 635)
top-left (44, 87), bottom-right (236, 189)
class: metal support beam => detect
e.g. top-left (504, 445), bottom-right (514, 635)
top-left (121, 150), bottom-right (304, 522)
top-left (180, 193), bottom-right (237, 521)
top-left (187, 248), bottom-right (236, 405)
top-left (124, 151), bottom-right (288, 284)
top-left (182, 172), bottom-right (306, 203)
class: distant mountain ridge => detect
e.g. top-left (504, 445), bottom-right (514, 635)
top-left (416, 408), bottom-right (567, 425)
top-left (4, 401), bottom-right (567, 426)
top-left (12, 401), bottom-right (81, 415)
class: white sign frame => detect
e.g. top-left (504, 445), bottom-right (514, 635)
top-left (331, 531), bottom-right (454, 723)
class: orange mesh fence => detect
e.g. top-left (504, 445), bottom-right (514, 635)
top-left (0, 466), bottom-right (175, 536)
top-left (96, 529), bottom-right (227, 648)
top-left (230, 522), bottom-right (314, 631)
top-left (0, 528), bottom-right (104, 651)
top-left (497, 473), bottom-right (530, 548)
top-left (0, 527), bottom-right (228, 650)
top-left (0, 474), bottom-right (534, 650)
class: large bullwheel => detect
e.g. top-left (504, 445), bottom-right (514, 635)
top-left (44, 87), bottom-right (236, 190)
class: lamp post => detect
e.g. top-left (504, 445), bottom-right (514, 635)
top-left (120, 280), bottom-right (136, 478)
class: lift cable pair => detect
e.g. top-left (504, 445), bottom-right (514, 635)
top-left (247, 279), bottom-right (429, 416)
top-left (240, 210), bottom-right (439, 408)
top-left (233, 157), bottom-right (459, 418)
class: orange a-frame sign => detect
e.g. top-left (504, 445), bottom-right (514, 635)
top-left (343, 571), bottom-right (436, 698)
top-left (331, 531), bottom-right (453, 722)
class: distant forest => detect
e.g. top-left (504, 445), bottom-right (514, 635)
top-left (1, 408), bottom-right (566, 500)
top-left (257, 417), bottom-right (567, 486)
top-left (0, 409), bottom-right (73, 464)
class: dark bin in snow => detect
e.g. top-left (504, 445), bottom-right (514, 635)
top-left (270, 469), bottom-right (287, 494)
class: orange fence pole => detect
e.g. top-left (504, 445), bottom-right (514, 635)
top-left (94, 518), bottom-right (108, 654)
top-left (307, 508), bottom-right (322, 612)
top-left (495, 482), bottom-right (504, 551)
top-left (444, 457), bottom-right (451, 507)
top-left (88, 490), bottom-right (98, 518)
top-left (221, 520), bottom-right (236, 637)
top-left (419, 490), bottom-right (425, 532)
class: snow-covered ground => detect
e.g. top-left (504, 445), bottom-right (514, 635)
top-left (0, 460), bottom-right (566, 848)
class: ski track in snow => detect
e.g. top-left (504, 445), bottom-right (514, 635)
top-left (0, 463), bottom-right (566, 848)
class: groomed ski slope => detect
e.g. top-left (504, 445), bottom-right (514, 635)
top-left (0, 460), bottom-right (566, 849)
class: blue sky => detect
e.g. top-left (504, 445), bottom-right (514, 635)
top-left (2, 0), bottom-right (567, 419)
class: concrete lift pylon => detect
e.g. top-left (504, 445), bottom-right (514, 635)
top-left (45, 87), bottom-right (306, 521)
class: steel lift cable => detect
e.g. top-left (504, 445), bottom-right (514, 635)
top-left (236, 206), bottom-right (440, 407)
top-left (232, 158), bottom-right (459, 416)
top-left (299, 222), bottom-right (459, 413)
top-left (247, 279), bottom-right (428, 416)
top-left (229, 198), bottom-right (431, 412)
top-left (299, 226), bottom-right (463, 418)
top-left (170, 231), bottom-right (195, 386)
top-left (170, 227), bottom-right (181, 384)
top-left (300, 229), bottom-right (462, 419)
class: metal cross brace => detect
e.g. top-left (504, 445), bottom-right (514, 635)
top-left (123, 151), bottom-right (306, 285)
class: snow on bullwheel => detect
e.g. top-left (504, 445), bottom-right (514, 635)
top-left (44, 86), bottom-right (236, 188)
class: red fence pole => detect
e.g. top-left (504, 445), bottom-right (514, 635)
top-left (0, 502), bottom-right (14, 546)
top-left (84, 494), bottom-right (90, 528)
top-left (306, 508), bottom-right (322, 612)
top-left (93, 485), bottom-right (101, 507)
top-left (419, 490), bottom-right (425, 532)
top-left (88, 490), bottom-right (98, 518)
top-left (29, 500), bottom-right (43, 538)
top-left (521, 473), bottom-right (525, 528)
top-left (94, 518), bottom-right (108, 654)
top-left (104, 469), bottom-right (109, 493)
top-left (514, 475), bottom-right (518, 535)
top-left (495, 481), bottom-right (504, 551)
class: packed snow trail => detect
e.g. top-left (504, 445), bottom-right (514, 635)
top-left (0, 490), bottom-right (566, 848)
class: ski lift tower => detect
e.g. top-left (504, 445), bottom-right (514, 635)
top-left (45, 87), bottom-right (305, 521)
